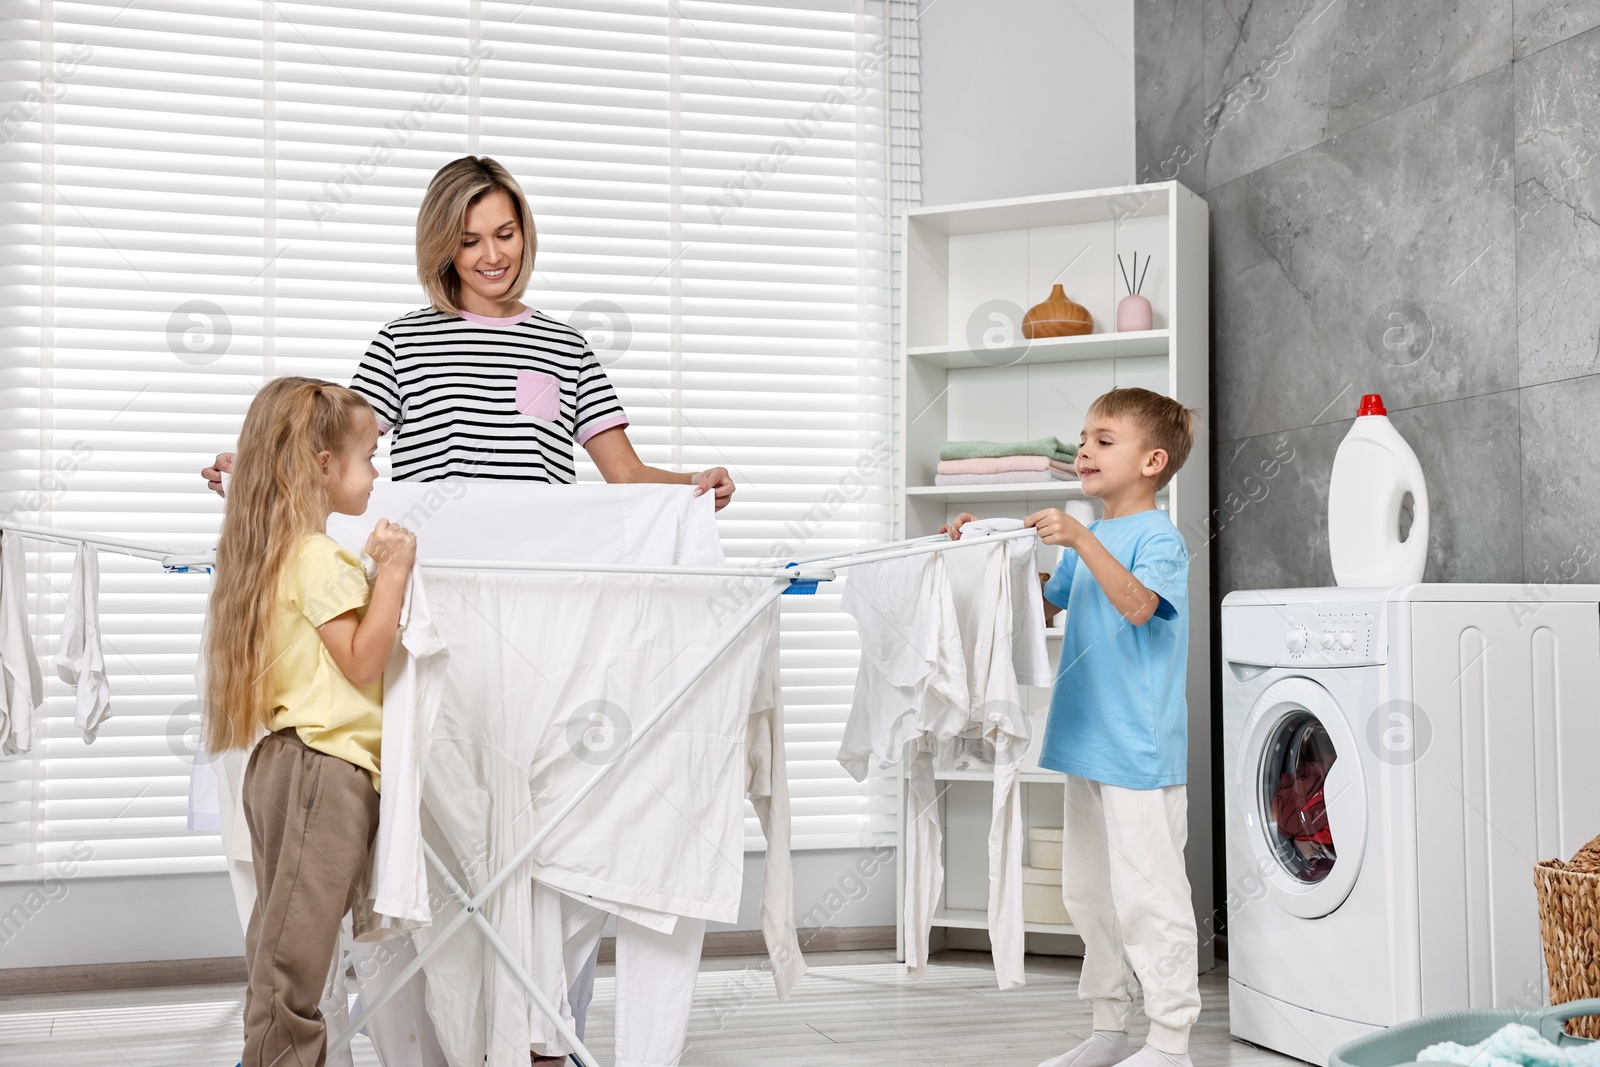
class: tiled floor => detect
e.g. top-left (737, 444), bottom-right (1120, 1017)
top-left (0, 950), bottom-right (1308, 1067)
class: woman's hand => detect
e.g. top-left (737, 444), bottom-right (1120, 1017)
top-left (939, 512), bottom-right (979, 539)
top-left (1026, 508), bottom-right (1087, 549)
top-left (201, 453), bottom-right (234, 497)
top-left (692, 467), bottom-right (736, 511)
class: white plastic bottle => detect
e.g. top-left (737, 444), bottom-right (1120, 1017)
top-left (1328, 393), bottom-right (1428, 586)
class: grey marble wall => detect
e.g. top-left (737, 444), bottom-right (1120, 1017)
top-left (1137, 0), bottom-right (1600, 594)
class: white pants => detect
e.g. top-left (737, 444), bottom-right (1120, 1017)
top-left (319, 927), bottom-right (449, 1067)
top-left (536, 897), bottom-right (707, 1067)
top-left (1062, 775), bottom-right (1201, 1054)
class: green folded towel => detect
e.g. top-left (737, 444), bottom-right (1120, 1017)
top-left (940, 437), bottom-right (1078, 463)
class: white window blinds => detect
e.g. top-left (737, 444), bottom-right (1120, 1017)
top-left (0, 0), bottom-right (919, 880)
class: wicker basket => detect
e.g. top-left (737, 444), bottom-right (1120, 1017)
top-left (1535, 833), bottom-right (1600, 1038)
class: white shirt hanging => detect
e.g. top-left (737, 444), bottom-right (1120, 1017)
top-left (840, 534), bottom-right (1043, 990)
top-left (0, 530), bottom-right (44, 756)
top-left (52, 543), bottom-right (112, 743)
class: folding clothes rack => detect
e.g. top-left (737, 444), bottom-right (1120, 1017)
top-left (2, 517), bottom-right (1038, 1067)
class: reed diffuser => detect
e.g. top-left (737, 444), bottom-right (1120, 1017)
top-left (1116, 252), bottom-right (1153, 332)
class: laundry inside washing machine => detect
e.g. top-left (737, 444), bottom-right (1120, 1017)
top-left (1260, 712), bottom-right (1337, 883)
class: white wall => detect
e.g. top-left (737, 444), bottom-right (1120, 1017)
top-left (918, 0), bottom-right (1135, 206)
top-left (0, 847), bottom-right (899, 970)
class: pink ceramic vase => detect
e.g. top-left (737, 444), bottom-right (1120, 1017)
top-left (1116, 294), bottom-right (1152, 332)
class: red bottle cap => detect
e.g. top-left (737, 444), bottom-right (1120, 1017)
top-left (1357, 393), bottom-right (1387, 416)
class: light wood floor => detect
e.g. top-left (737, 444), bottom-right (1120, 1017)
top-left (0, 950), bottom-right (1308, 1067)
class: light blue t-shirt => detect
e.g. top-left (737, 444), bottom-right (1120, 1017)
top-left (1039, 508), bottom-right (1190, 789)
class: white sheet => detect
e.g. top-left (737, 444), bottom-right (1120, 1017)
top-left (419, 569), bottom-right (793, 1067)
top-left (0, 530), bottom-right (43, 756)
top-left (51, 543), bottom-right (112, 743)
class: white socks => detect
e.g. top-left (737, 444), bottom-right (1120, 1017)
top-left (1115, 1045), bottom-right (1193, 1067)
top-left (1038, 1033), bottom-right (1193, 1067)
top-left (1038, 1030), bottom-right (1131, 1067)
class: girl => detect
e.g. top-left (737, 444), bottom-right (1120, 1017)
top-left (204, 155), bottom-right (735, 507)
top-left (205, 376), bottom-right (417, 1066)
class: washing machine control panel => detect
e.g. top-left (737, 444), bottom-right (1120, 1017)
top-left (1222, 601), bottom-right (1386, 667)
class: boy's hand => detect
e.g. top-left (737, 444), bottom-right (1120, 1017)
top-left (940, 512), bottom-right (979, 539)
top-left (1026, 508), bottom-right (1087, 549)
top-left (365, 519), bottom-right (417, 576)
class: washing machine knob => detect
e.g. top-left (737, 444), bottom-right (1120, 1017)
top-left (1319, 631), bottom-right (1335, 650)
top-left (1339, 631), bottom-right (1355, 650)
top-left (1285, 628), bottom-right (1307, 653)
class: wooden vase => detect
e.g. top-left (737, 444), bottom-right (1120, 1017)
top-left (1021, 284), bottom-right (1093, 339)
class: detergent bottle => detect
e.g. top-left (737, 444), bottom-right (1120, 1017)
top-left (1327, 393), bottom-right (1428, 586)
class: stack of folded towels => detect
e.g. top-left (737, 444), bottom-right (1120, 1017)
top-left (935, 436), bottom-right (1079, 486)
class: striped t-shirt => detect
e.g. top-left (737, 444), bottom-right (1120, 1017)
top-left (349, 307), bottom-right (629, 482)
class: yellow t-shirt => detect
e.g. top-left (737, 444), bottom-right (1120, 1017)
top-left (264, 533), bottom-right (383, 791)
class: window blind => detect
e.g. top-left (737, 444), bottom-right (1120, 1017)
top-left (0, 0), bottom-right (918, 880)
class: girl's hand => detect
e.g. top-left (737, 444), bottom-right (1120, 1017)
top-left (1026, 508), bottom-right (1087, 548)
top-left (940, 513), bottom-right (979, 539)
top-left (365, 519), bottom-right (417, 576)
top-left (692, 467), bottom-right (736, 511)
top-left (201, 453), bottom-right (234, 497)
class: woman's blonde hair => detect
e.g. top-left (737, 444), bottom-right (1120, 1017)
top-left (203, 377), bottom-right (374, 751)
top-left (416, 156), bottom-right (537, 315)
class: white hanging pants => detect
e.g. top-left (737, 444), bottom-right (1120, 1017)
top-left (539, 894), bottom-right (706, 1067)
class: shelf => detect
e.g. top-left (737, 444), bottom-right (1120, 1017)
top-left (908, 329), bottom-right (1168, 370)
top-left (931, 906), bottom-right (1077, 937)
top-left (906, 481), bottom-right (1085, 502)
top-left (928, 768), bottom-right (1066, 783)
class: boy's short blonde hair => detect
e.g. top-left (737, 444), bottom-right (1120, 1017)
top-left (416, 156), bottom-right (537, 315)
top-left (1087, 387), bottom-right (1197, 490)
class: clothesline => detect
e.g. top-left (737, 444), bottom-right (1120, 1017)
top-left (1, 520), bottom-right (1040, 584)
top-left (0, 520), bottom-right (189, 565)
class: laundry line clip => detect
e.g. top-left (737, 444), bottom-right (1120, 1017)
top-left (782, 561), bottom-right (821, 595)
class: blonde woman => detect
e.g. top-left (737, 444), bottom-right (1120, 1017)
top-left (202, 155), bottom-right (735, 506)
top-left (204, 377), bottom-right (417, 1066)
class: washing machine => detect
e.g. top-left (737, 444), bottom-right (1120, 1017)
top-left (1222, 585), bottom-right (1600, 1066)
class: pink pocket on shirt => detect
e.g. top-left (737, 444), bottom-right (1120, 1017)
top-left (515, 369), bottom-right (560, 422)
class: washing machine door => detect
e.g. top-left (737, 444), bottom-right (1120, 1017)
top-left (1237, 676), bottom-right (1368, 919)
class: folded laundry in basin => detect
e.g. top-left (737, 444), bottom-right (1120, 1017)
top-left (1418, 1023), bottom-right (1600, 1067)
top-left (937, 456), bottom-right (1078, 477)
top-left (939, 437), bottom-right (1077, 463)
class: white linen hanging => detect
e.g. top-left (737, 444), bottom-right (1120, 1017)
top-left (839, 535), bottom-right (1043, 989)
top-left (51, 543), bottom-right (112, 742)
top-left (367, 569), bottom-right (448, 930)
top-left (418, 569), bottom-right (793, 1067)
top-left (0, 530), bottom-right (43, 756)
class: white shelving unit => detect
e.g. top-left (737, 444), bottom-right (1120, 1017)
top-left (891, 182), bottom-right (1213, 970)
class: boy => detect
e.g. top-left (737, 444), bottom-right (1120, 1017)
top-left (946, 387), bottom-right (1200, 1067)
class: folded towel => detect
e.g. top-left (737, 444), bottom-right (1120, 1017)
top-left (938, 456), bottom-right (1078, 476)
top-left (934, 470), bottom-right (1077, 486)
top-left (1418, 1022), bottom-right (1600, 1067)
top-left (940, 437), bottom-right (1078, 463)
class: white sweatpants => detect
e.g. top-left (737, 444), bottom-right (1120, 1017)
top-left (1062, 775), bottom-right (1201, 1054)
top-left (536, 897), bottom-right (707, 1067)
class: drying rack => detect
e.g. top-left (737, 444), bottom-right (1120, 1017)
top-left (1, 517), bottom-right (1038, 1067)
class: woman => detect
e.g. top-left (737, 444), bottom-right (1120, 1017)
top-left (203, 155), bottom-right (734, 509)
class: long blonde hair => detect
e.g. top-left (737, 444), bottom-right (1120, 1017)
top-left (203, 377), bottom-right (374, 751)
top-left (416, 155), bottom-right (538, 315)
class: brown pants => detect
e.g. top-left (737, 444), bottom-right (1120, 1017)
top-left (242, 729), bottom-right (379, 1067)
